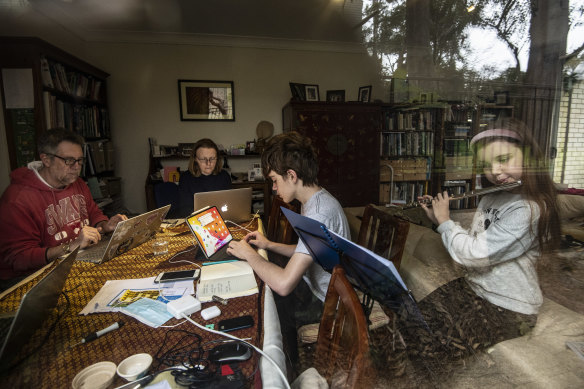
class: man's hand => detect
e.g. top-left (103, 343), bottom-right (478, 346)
top-left (97, 214), bottom-right (128, 234)
top-left (73, 225), bottom-right (102, 249)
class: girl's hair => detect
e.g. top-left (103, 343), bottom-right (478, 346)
top-left (188, 138), bottom-right (224, 177)
top-left (470, 118), bottom-right (560, 252)
top-left (261, 131), bottom-right (319, 187)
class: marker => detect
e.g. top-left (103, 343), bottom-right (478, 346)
top-left (212, 295), bottom-right (228, 305)
top-left (202, 259), bottom-right (238, 266)
top-left (70, 321), bottom-right (124, 348)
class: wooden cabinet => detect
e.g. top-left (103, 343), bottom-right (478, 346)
top-left (282, 102), bottom-right (381, 207)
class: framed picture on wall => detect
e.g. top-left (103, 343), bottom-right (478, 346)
top-left (178, 80), bottom-right (235, 121)
top-left (358, 85), bottom-right (372, 103)
top-left (305, 84), bottom-right (320, 101)
top-left (326, 90), bottom-right (345, 102)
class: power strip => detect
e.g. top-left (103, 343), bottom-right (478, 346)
top-left (167, 295), bottom-right (201, 319)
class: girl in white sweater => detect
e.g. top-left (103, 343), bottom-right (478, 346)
top-left (389, 120), bottom-right (561, 383)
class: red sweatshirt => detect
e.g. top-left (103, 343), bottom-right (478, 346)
top-left (0, 164), bottom-right (108, 279)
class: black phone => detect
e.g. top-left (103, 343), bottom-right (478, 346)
top-left (217, 315), bottom-right (254, 332)
top-left (154, 269), bottom-right (200, 283)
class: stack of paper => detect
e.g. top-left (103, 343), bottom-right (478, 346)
top-left (196, 261), bottom-right (258, 302)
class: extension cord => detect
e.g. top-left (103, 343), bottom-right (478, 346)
top-left (167, 295), bottom-right (201, 319)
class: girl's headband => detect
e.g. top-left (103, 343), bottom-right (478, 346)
top-left (470, 129), bottom-right (522, 146)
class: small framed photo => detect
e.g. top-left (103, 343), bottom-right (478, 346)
top-left (178, 80), bottom-right (235, 121)
top-left (326, 90), bottom-right (345, 102)
top-left (305, 84), bottom-right (320, 102)
top-left (358, 85), bottom-right (372, 103)
top-left (289, 82), bottom-right (306, 101)
top-left (494, 91), bottom-right (509, 105)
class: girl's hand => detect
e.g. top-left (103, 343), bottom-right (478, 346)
top-left (431, 191), bottom-right (451, 225)
top-left (419, 191), bottom-right (451, 226)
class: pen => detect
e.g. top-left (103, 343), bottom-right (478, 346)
top-left (71, 321), bottom-right (124, 348)
top-left (202, 259), bottom-right (238, 266)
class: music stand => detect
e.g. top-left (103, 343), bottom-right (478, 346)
top-left (282, 207), bottom-right (427, 328)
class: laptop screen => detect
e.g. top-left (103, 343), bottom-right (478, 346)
top-left (186, 206), bottom-right (233, 259)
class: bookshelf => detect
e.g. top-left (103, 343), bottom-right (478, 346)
top-left (0, 37), bottom-right (121, 213)
top-left (379, 104), bottom-right (443, 206)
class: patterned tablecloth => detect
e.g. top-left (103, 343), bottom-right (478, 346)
top-left (0, 219), bottom-right (269, 388)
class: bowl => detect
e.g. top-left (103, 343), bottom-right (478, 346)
top-left (116, 353), bottom-right (153, 381)
top-left (72, 361), bottom-right (117, 389)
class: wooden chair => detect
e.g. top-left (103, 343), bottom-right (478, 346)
top-left (357, 204), bottom-right (410, 270)
top-left (266, 195), bottom-right (300, 245)
top-left (314, 266), bottom-right (371, 389)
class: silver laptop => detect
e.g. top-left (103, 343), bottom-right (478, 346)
top-left (193, 188), bottom-right (252, 223)
top-left (76, 205), bottom-right (171, 264)
top-left (0, 248), bottom-right (78, 369)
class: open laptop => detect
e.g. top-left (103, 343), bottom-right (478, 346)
top-left (0, 248), bottom-right (78, 369)
top-left (186, 206), bottom-right (239, 261)
top-left (194, 188), bottom-right (252, 223)
top-left (76, 205), bottom-right (171, 264)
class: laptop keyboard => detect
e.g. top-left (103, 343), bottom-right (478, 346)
top-left (76, 240), bottom-right (108, 263)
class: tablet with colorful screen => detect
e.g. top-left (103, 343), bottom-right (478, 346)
top-left (186, 206), bottom-right (234, 260)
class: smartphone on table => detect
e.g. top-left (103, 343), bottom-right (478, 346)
top-left (217, 315), bottom-right (254, 332)
top-left (154, 269), bottom-right (201, 283)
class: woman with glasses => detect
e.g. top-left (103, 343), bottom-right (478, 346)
top-left (176, 138), bottom-right (232, 217)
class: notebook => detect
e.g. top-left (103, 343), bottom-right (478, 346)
top-left (186, 206), bottom-right (238, 261)
top-left (76, 205), bottom-right (171, 264)
top-left (0, 248), bottom-right (78, 369)
top-left (193, 188), bottom-right (252, 223)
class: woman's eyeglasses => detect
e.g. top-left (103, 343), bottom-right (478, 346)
top-left (196, 157), bottom-right (217, 164)
top-left (48, 154), bottom-right (85, 166)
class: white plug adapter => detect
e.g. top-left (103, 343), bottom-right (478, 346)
top-left (167, 295), bottom-right (201, 319)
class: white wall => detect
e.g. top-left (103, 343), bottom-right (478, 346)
top-left (0, 9), bottom-right (382, 213)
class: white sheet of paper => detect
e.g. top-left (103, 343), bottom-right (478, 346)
top-left (80, 277), bottom-right (195, 315)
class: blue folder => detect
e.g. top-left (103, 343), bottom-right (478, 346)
top-left (282, 207), bottom-right (426, 326)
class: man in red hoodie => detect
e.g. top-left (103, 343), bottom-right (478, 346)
top-left (0, 128), bottom-right (127, 290)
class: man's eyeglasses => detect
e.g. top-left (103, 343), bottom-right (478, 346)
top-left (48, 154), bottom-right (85, 166)
top-left (196, 157), bottom-right (217, 164)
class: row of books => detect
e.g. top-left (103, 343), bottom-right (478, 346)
top-left (43, 92), bottom-right (111, 138)
top-left (40, 57), bottom-right (103, 101)
top-left (442, 180), bottom-right (472, 209)
top-left (81, 141), bottom-right (114, 177)
top-left (380, 131), bottom-right (434, 157)
top-left (379, 181), bottom-right (427, 205)
top-left (383, 109), bottom-right (439, 131)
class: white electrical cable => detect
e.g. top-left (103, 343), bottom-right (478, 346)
top-left (180, 313), bottom-right (290, 389)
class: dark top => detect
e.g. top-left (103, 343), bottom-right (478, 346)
top-left (176, 169), bottom-right (232, 217)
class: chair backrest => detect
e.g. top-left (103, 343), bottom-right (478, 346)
top-left (357, 204), bottom-right (410, 270)
top-left (315, 266), bottom-right (370, 389)
top-left (266, 195), bottom-right (300, 245)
